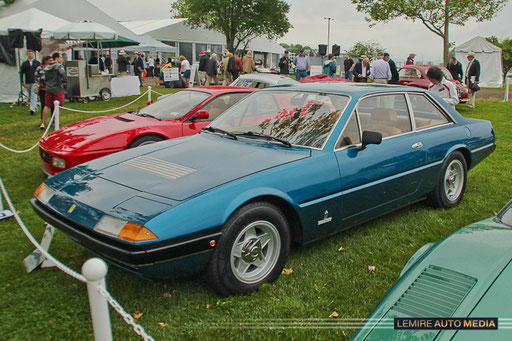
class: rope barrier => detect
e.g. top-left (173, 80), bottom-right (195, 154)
top-left (0, 177), bottom-right (86, 282)
top-left (0, 109), bottom-right (57, 154)
top-left (151, 89), bottom-right (166, 97)
top-left (59, 90), bottom-right (149, 114)
top-left (0, 177), bottom-right (154, 340)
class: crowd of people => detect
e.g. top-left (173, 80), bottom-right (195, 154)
top-left (19, 45), bottom-right (482, 130)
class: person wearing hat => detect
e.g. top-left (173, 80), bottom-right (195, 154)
top-left (117, 50), bottom-right (128, 75)
top-left (465, 51), bottom-right (480, 108)
top-left (279, 50), bottom-right (292, 75)
top-left (198, 51), bottom-right (209, 85)
top-left (369, 51), bottom-right (391, 84)
top-left (406, 53), bottom-right (415, 65)
top-left (383, 52), bottom-right (399, 84)
top-left (293, 49), bottom-right (310, 81)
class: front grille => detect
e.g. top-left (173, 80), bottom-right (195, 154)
top-left (121, 156), bottom-right (196, 180)
top-left (40, 147), bottom-right (51, 163)
top-left (390, 265), bottom-right (477, 317)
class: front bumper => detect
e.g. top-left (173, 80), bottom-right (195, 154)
top-left (30, 198), bottom-right (221, 278)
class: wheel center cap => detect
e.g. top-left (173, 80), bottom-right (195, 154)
top-left (241, 238), bottom-right (262, 263)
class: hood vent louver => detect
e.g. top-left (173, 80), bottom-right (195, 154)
top-left (115, 115), bottom-right (135, 122)
top-left (390, 265), bottom-right (477, 317)
top-left (121, 156), bottom-right (196, 180)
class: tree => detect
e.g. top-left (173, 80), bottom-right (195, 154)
top-left (347, 40), bottom-right (385, 60)
top-left (351, 0), bottom-right (509, 65)
top-left (171, 0), bottom-right (291, 53)
top-left (486, 36), bottom-right (512, 75)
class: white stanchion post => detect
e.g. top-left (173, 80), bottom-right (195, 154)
top-left (82, 258), bottom-right (113, 341)
top-left (53, 100), bottom-right (60, 130)
top-left (147, 85), bottom-right (152, 105)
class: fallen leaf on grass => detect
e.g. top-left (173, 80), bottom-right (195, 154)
top-left (342, 331), bottom-right (346, 337)
top-left (281, 268), bottom-right (293, 275)
top-left (338, 246), bottom-right (345, 252)
top-left (329, 311), bottom-right (339, 318)
top-left (368, 265), bottom-right (376, 273)
top-left (494, 211), bottom-right (498, 216)
top-left (206, 304), bottom-right (210, 309)
top-left (240, 323), bottom-right (247, 328)
top-left (158, 322), bottom-right (167, 328)
top-left (133, 311), bottom-right (143, 319)
top-left (162, 292), bottom-right (172, 299)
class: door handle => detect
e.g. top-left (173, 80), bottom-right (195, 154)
top-left (412, 142), bottom-right (423, 149)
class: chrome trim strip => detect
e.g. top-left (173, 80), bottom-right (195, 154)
top-left (471, 143), bottom-right (495, 153)
top-left (299, 160), bottom-right (444, 208)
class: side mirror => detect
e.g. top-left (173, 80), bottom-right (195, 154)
top-left (194, 110), bottom-right (210, 120)
top-left (358, 131), bottom-right (382, 151)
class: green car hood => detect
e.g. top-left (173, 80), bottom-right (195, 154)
top-left (353, 217), bottom-right (512, 341)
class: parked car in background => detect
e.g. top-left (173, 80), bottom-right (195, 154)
top-left (32, 83), bottom-right (495, 296)
top-left (230, 73), bottom-right (298, 88)
top-left (352, 200), bottom-right (512, 341)
top-left (398, 64), bottom-right (469, 102)
top-left (38, 87), bottom-right (255, 175)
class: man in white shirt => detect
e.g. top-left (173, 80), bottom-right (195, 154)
top-left (370, 52), bottom-right (391, 84)
top-left (426, 66), bottom-right (459, 107)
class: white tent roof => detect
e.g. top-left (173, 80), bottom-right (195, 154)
top-left (0, 0), bottom-right (140, 41)
top-left (120, 19), bottom-right (284, 55)
top-left (0, 8), bottom-right (71, 39)
top-left (454, 36), bottom-right (502, 53)
top-left (454, 36), bottom-right (503, 88)
top-left (124, 35), bottom-right (176, 53)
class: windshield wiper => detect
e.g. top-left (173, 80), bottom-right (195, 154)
top-left (137, 113), bottom-right (160, 120)
top-left (233, 131), bottom-right (292, 148)
top-left (202, 126), bottom-right (238, 140)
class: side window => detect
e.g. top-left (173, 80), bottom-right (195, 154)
top-left (200, 93), bottom-right (249, 121)
top-left (336, 113), bottom-right (360, 148)
top-left (357, 94), bottom-right (412, 138)
top-left (399, 67), bottom-right (420, 79)
top-left (409, 94), bottom-right (450, 129)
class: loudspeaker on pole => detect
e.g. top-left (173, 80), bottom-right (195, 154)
top-left (318, 44), bottom-right (327, 56)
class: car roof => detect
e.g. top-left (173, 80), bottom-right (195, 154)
top-left (234, 73), bottom-right (299, 84)
top-left (189, 86), bottom-right (257, 94)
top-left (259, 82), bottom-right (429, 96)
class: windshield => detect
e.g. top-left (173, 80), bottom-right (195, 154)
top-left (135, 90), bottom-right (210, 120)
top-left (498, 201), bottom-right (512, 227)
top-left (210, 90), bottom-right (349, 148)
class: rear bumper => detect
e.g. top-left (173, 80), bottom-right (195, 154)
top-left (30, 198), bottom-right (221, 278)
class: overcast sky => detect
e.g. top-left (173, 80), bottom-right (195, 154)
top-left (90, 0), bottom-right (512, 64)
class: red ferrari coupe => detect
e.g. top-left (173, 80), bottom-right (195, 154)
top-left (39, 87), bottom-right (255, 175)
top-left (398, 64), bottom-right (468, 102)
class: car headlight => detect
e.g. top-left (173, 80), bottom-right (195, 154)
top-left (52, 157), bottom-right (66, 169)
top-left (34, 183), bottom-right (56, 205)
top-left (94, 215), bottom-right (157, 242)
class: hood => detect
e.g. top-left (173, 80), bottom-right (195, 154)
top-left (86, 133), bottom-right (310, 201)
top-left (355, 219), bottom-right (512, 341)
top-left (46, 62), bottom-right (62, 71)
top-left (42, 113), bottom-right (172, 151)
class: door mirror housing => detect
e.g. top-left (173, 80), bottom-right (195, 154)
top-left (193, 110), bottom-right (210, 121)
top-left (358, 131), bottom-right (382, 151)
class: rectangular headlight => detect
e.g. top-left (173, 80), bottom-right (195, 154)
top-left (94, 215), bottom-right (157, 242)
top-left (34, 183), bottom-right (56, 205)
top-left (52, 157), bottom-right (66, 169)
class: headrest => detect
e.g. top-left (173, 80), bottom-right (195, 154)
top-left (372, 108), bottom-right (397, 122)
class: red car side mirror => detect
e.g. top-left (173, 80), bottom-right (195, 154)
top-left (194, 110), bottom-right (210, 120)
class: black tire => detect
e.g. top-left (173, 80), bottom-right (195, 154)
top-left (207, 202), bottom-right (291, 296)
top-left (100, 88), bottom-right (111, 101)
top-left (429, 151), bottom-right (467, 208)
top-left (128, 135), bottom-right (165, 148)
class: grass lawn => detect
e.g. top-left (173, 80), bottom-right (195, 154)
top-left (0, 93), bottom-right (510, 340)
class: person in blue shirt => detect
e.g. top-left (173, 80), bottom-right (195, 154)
top-left (323, 54), bottom-right (337, 77)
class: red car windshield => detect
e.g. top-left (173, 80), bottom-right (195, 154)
top-left (135, 90), bottom-right (211, 120)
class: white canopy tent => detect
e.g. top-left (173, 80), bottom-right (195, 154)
top-left (123, 35), bottom-right (176, 54)
top-left (454, 36), bottom-right (503, 88)
top-left (0, 9), bottom-right (72, 103)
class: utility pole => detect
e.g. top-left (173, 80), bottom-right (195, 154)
top-left (324, 17), bottom-right (333, 55)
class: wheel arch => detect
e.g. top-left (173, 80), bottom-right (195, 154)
top-left (225, 193), bottom-right (304, 245)
top-left (128, 133), bottom-right (168, 148)
top-left (445, 145), bottom-right (471, 169)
